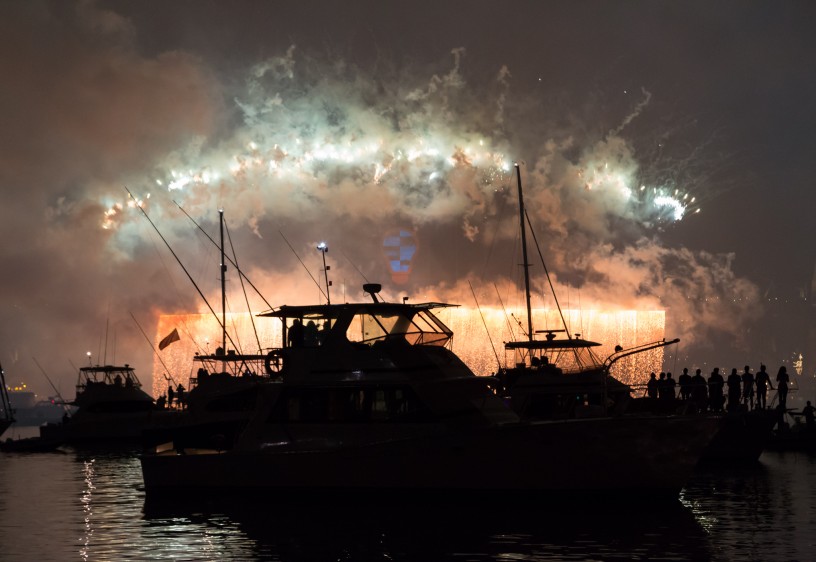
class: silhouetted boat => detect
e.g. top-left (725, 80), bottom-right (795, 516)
top-left (493, 164), bottom-right (679, 420)
top-left (141, 284), bottom-right (719, 500)
top-left (143, 350), bottom-right (273, 450)
top-left (697, 408), bottom-right (777, 461)
top-left (0, 362), bottom-right (14, 436)
top-left (38, 363), bottom-right (177, 445)
top-left (4, 385), bottom-right (66, 427)
top-left (141, 209), bottom-right (279, 450)
top-left (765, 408), bottom-right (816, 452)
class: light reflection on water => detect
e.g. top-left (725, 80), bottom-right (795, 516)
top-left (1, 439), bottom-right (816, 561)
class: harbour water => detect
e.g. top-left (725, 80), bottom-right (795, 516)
top-left (1, 426), bottom-right (815, 561)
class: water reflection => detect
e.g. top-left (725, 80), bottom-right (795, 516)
top-left (143, 495), bottom-right (711, 561)
top-left (79, 459), bottom-right (95, 561)
top-left (682, 452), bottom-right (816, 561)
top-left (2, 448), bottom-right (816, 560)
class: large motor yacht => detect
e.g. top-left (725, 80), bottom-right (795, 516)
top-left (141, 284), bottom-right (719, 500)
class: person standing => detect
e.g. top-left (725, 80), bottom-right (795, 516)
top-left (755, 364), bottom-right (772, 409)
top-left (708, 367), bottom-right (725, 412)
top-left (678, 368), bottom-right (693, 401)
top-left (776, 366), bottom-right (790, 410)
top-left (691, 368), bottom-right (708, 412)
top-left (727, 368), bottom-right (742, 412)
top-left (742, 366), bottom-right (755, 410)
top-left (802, 401), bottom-right (815, 430)
top-left (646, 372), bottom-right (658, 400)
top-left (666, 372), bottom-right (677, 401)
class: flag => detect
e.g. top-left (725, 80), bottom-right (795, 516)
top-left (158, 328), bottom-right (180, 350)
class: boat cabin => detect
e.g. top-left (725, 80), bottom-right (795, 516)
top-left (72, 364), bottom-right (154, 412)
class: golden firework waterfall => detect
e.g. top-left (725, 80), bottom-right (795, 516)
top-left (153, 308), bottom-right (666, 398)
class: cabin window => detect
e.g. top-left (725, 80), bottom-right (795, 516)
top-left (205, 388), bottom-right (258, 412)
top-left (271, 385), bottom-right (434, 423)
top-left (346, 313), bottom-right (390, 346)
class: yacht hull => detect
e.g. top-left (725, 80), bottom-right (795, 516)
top-left (40, 410), bottom-right (180, 445)
top-left (141, 415), bottom-right (718, 498)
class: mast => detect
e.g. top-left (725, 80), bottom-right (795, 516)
top-left (0, 361), bottom-right (14, 426)
top-left (515, 163), bottom-right (534, 342)
top-left (219, 209), bottom-right (227, 353)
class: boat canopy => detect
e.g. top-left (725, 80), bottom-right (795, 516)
top-left (505, 338), bottom-right (602, 350)
top-left (504, 335), bottom-right (604, 374)
top-left (260, 301), bottom-right (458, 348)
top-left (78, 365), bottom-right (141, 388)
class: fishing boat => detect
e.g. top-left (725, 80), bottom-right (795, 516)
top-left (0, 362), bottom-right (14, 436)
top-left (38, 363), bottom-right (177, 445)
top-left (141, 283), bottom-right (719, 501)
top-left (493, 164), bottom-right (679, 420)
top-left (493, 164), bottom-right (777, 464)
top-left (140, 209), bottom-right (280, 450)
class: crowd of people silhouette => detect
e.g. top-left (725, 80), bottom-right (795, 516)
top-left (645, 364), bottom-right (793, 414)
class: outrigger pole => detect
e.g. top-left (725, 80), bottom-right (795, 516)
top-left (125, 187), bottom-right (239, 352)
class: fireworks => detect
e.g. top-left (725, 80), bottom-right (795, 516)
top-left (153, 308), bottom-right (666, 397)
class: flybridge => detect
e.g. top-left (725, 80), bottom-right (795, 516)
top-left (260, 299), bottom-right (458, 350)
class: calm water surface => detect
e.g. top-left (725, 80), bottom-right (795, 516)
top-left (2, 425), bottom-right (815, 561)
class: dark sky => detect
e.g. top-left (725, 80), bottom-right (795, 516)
top-left (2, 0), bottom-right (816, 396)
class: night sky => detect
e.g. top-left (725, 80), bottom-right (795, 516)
top-left (2, 1), bottom-right (815, 397)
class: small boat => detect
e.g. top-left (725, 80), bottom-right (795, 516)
top-left (141, 284), bottom-right (719, 501)
top-left (143, 349), bottom-right (273, 450)
top-left (765, 407), bottom-right (816, 452)
top-left (700, 408), bottom-right (778, 461)
top-left (141, 209), bottom-right (279, 450)
top-left (39, 363), bottom-right (178, 446)
top-left (0, 362), bottom-right (14, 436)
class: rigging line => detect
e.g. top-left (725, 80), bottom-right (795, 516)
top-left (222, 291), bottom-right (247, 355)
top-left (173, 201), bottom-right (274, 311)
top-left (470, 281), bottom-right (501, 373)
top-left (341, 248), bottom-right (370, 285)
top-left (339, 249), bottom-right (395, 304)
top-left (125, 187), bottom-right (239, 351)
top-left (103, 300), bottom-right (111, 365)
top-left (224, 219), bottom-right (262, 354)
top-left (672, 341), bottom-right (679, 374)
top-left (278, 230), bottom-right (328, 300)
top-left (480, 177), bottom-right (512, 279)
top-left (494, 283), bottom-right (516, 342)
top-left (524, 208), bottom-right (571, 339)
top-left (129, 311), bottom-right (177, 387)
top-left (31, 357), bottom-right (67, 407)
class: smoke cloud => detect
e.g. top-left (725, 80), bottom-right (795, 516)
top-left (0, 2), bottom-right (761, 397)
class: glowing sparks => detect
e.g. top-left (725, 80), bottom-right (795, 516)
top-left (578, 161), bottom-right (695, 224)
top-left (154, 308), bottom-right (666, 397)
top-left (654, 195), bottom-right (686, 221)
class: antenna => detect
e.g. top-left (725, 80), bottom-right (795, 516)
top-left (316, 241), bottom-right (332, 305)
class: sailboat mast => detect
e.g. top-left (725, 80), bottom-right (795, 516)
top-left (219, 209), bottom-right (227, 353)
top-left (515, 163), bottom-right (534, 342)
